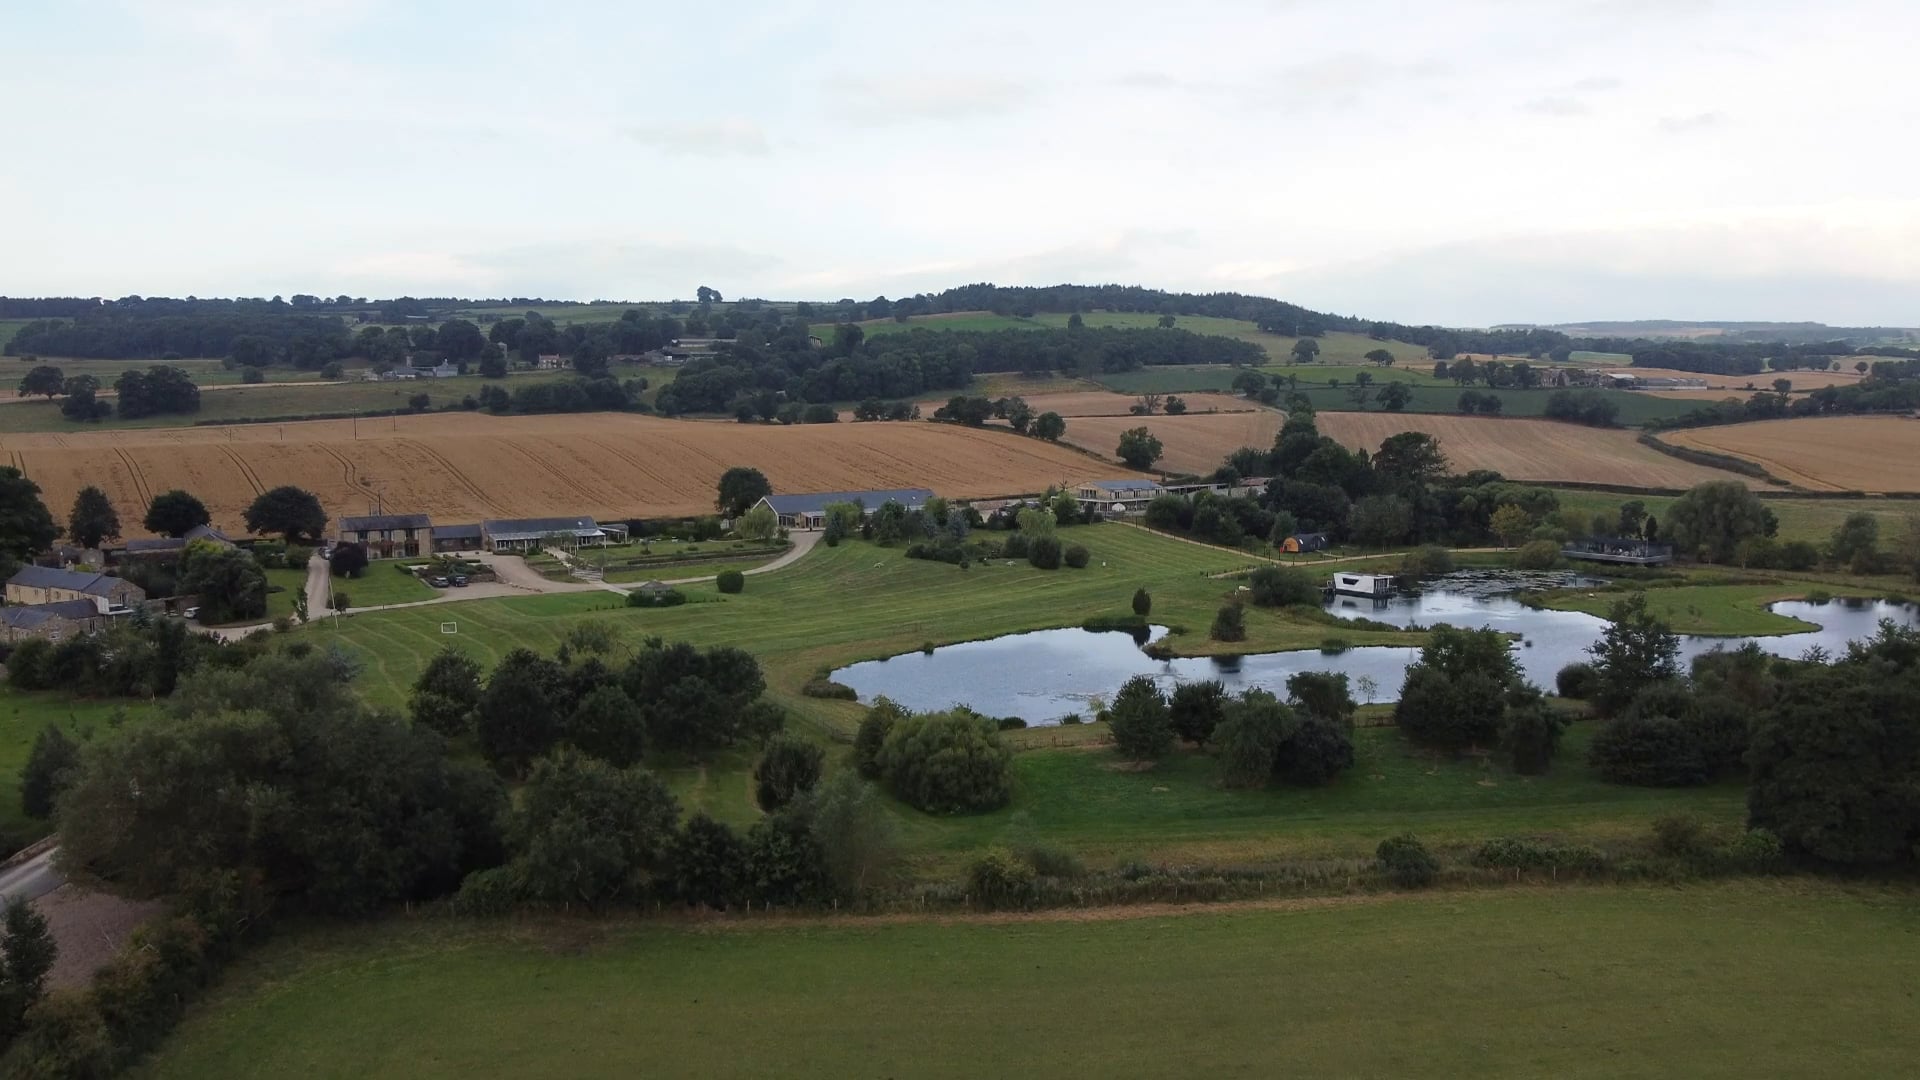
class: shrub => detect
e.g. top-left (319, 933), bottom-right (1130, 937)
top-left (753, 734), bottom-right (824, 811)
top-left (1513, 539), bottom-right (1562, 570)
top-left (852, 700), bottom-right (902, 779)
top-left (1499, 695), bottom-right (1566, 775)
top-left (967, 849), bottom-right (1036, 910)
top-left (1651, 813), bottom-right (1707, 857)
top-left (716, 570), bottom-right (745, 594)
top-left (1247, 565), bottom-right (1318, 607)
top-left (1401, 544), bottom-right (1454, 578)
top-left (1727, 828), bottom-right (1784, 871)
top-left (1555, 661), bottom-right (1598, 699)
top-left (1108, 674), bottom-right (1174, 761)
top-left (1589, 684), bottom-right (1713, 787)
top-left (1375, 833), bottom-right (1439, 888)
top-left (1472, 837), bottom-right (1605, 873)
top-left (1210, 602), bottom-right (1246, 642)
top-left (876, 711), bottom-right (1013, 813)
top-left (1063, 543), bottom-right (1089, 569)
top-left (801, 677), bottom-right (857, 700)
top-left (1168, 680), bottom-right (1227, 746)
top-left (1028, 536), bottom-right (1062, 570)
top-left (627, 587), bottom-right (687, 608)
top-left (1000, 533), bottom-right (1030, 559)
top-left (1273, 712), bottom-right (1353, 785)
top-left (1132, 588), bottom-right (1151, 616)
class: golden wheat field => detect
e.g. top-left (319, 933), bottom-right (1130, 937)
top-left (1662, 416), bottom-right (1920, 492)
top-left (1314, 414), bottom-right (1767, 490)
top-left (1060, 411), bottom-right (1286, 475)
top-left (2, 413), bottom-right (1146, 533)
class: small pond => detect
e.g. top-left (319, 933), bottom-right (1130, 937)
top-left (831, 587), bottom-right (1918, 725)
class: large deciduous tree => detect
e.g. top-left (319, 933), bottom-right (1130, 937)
top-left (1665, 481), bottom-right (1775, 563)
top-left (66, 486), bottom-right (120, 549)
top-left (715, 466), bottom-right (771, 520)
top-left (1116, 427), bottom-right (1163, 470)
top-left (244, 485), bottom-right (328, 543)
top-left (16, 365), bottom-right (64, 400)
top-left (0, 468), bottom-right (59, 567)
top-left (1108, 675), bottom-right (1173, 761)
top-left (144, 489), bottom-right (211, 538)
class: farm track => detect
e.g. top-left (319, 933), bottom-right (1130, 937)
top-left (111, 449), bottom-right (155, 508)
top-left (396, 439), bottom-right (511, 518)
top-left (218, 447), bottom-right (266, 496)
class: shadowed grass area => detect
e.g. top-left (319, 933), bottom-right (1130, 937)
top-left (139, 880), bottom-right (1920, 1080)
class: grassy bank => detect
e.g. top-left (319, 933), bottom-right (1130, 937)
top-left (1537, 581), bottom-right (1888, 636)
top-left (139, 880), bottom-right (1920, 1079)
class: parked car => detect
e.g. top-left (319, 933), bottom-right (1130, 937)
top-left (428, 576), bottom-right (450, 588)
top-left (450, 575), bottom-right (469, 587)
top-left (182, 606), bottom-right (199, 620)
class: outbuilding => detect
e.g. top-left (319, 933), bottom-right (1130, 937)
top-left (755, 489), bottom-right (936, 530)
top-left (1280, 532), bottom-right (1329, 554)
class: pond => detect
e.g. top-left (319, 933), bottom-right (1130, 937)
top-left (831, 587), bottom-right (1918, 725)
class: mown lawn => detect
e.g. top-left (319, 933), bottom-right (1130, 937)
top-left (139, 880), bottom-right (1920, 1079)
top-left (328, 561), bottom-right (439, 608)
top-left (1539, 582), bottom-right (1887, 636)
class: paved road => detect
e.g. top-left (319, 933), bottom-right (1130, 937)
top-left (0, 847), bottom-right (62, 904)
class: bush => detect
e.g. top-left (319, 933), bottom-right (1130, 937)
top-left (1651, 813), bottom-right (1707, 857)
top-left (1401, 544), bottom-right (1454, 578)
top-left (1555, 662), bottom-right (1598, 699)
top-left (1210, 602), bottom-right (1246, 642)
top-left (1472, 837), bottom-right (1605, 873)
top-left (1168, 680), bottom-right (1227, 746)
top-left (853, 701), bottom-right (901, 779)
top-left (1273, 712), bottom-right (1353, 785)
top-left (1513, 539), bottom-right (1562, 570)
top-left (967, 849), bottom-right (1036, 910)
top-left (1375, 833), bottom-right (1439, 888)
top-left (1589, 684), bottom-right (1713, 787)
top-left (1028, 536), bottom-right (1062, 570)
top-left (801, 677), bottom-right (857, 700)
top-left (1063, 543), bottom-right (1089, 569)
top-left (1499, 696), bottom-right (1566, 775)
top-left (1247, 565), bottom-right (1318, 607)
top-left (1000, 533), bottom-right (1030, 559)
top-left (1132, 588), bottom-right (1151, 616)
top-left (1727, 828), bottom-right (1784, 871)
top-left (627, 587), bottom-right (687, 608)
top-left (1108, 674), bottom-right (1174, 761)
top-left (715, 570), bottom-right (745, 594)
top-left (876, 711), bottom-right (1013, 813)
top-left (753, 734), bottom-right (825, 811)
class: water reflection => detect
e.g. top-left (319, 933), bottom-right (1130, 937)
top-left (832, 588), bottom-right (1917, 725)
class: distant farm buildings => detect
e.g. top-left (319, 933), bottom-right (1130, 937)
top-left (1074, 479), bottom-right (1163, 514)
top-left (1600, 372), bottom-right (1709, 390)
top-left (2, 566), bottom-right (147, 641)
top-left (757, 489), bottom-right (937, 530)
top-left (336, 513), bottom-right (628, 555)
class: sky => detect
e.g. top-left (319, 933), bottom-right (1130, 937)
top-left (4, 0), bottom-right (1918, 327)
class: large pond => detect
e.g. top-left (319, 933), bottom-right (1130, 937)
top-left (832, 586), bottom-right (1918, 725)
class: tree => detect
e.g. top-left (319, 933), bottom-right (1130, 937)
top-left (1665, 480), bottom-right (1774, 563)
top-left (875, 711), bottom-right (1013, 813)
top-left (503, 749), bottom-right (681, 908)
top-left (178, 541), bottom-right (268, 622)
top-left (1349, 494), bottom-right (1412, 548)
top-left (475, 648), bottom-right (565, 777)
top-left (1364, 348), bottom-right (1395, 366)
top-left (1247, 565), bottom-right (1318, 607)
top-left (1489, 504), bottom-right (1533, 548)
top-left (1132, 587), bottom-right (1151, 616)
top-left (1210, 602), bottom-right (1246, 642)
top-left (1169, 680), bottom-right (1227, 746)
top-left (737, 504), bottom-right (778, 540)
top-left (810, 771), bottom-right (903, 900)
top-left (1616, 500), bottom-right (1648, 539)
top-left (1214, 689), bottom-right (1291, 788)
top-left (65, 486), bottom-right (119, 549)
top-left (1116, 427), bottom-right (1163, 470)
top-left (1377, 381), bottom-right (1411, 412)
top-left (1290, 338), bottom-right (1320, 364)
top-left (668, 813), bottom-right (747, 908)
top-left (0, 468), bottom-right (58, 565)
top-left (1500, 691), bottom-right (1566, 774)
top-left (1158, 314), bottom-right (1177, 328)
top-left (1394, 626), bottom-right (1523, 751)
top-left (1028, 536), bottom-right (1063, 570)
top-left (854, 700), bottom-right (902, 779)
top-left (1032, 411), bottom-right (1066, 441)
top-left (20, 725), bottom-right (79, 820)
top-left (1587, 593), bottom-right (1681, 715)
top-left (59, 379), bottom-right (110, 421)
top-left (1376, 834), bottom-right (1438, 888)
top-left (143, 489), bottom-right (211, 537)
top-left (244, 485), bottom-right (328, 543)
top-left (715, 467), bottom-right (772, 520)
top-left (561, 684), bottom-right (649, 768)
top-left (0, 897), bottom-right (55, 1043)
top-left (410, 646), bottom-right (483, 738)
top-left (1108, 675), bottom-right (1173, 760)
top-left (1373, 432), bottom-right (1448, 485)
top-left (329, 540), bottom-right (369, 578)
top-left (478, 347), bottom-right (509, 378)
top-left (751, 733), bottom-right (825, 812)
top-left (1828, 512), bottom-right (1880, 570)
top-left (16, 365), bottom-right (64, 400)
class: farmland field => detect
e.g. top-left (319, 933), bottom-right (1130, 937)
top-left (925, 389), bottom-right (1252, 418)
top-left (1060, 410), bottom-right (1284, 474)
top-left (0, 356), bottom-right (346, 399)
top-left (0, 374), bottom-right (561, 434)
top-left (1547, 488), bottom-right (1919, 547)
top-left (0, 412), bottom-right (1146, 534)
top-left (1662, 416), bottom-right (1920, 492)
top-left (141, 881), bottom-right (1920, 1079)
top-left (827, 312), bottom-right (1433, 368)
top-left (1095, 372), bottom-right (1698, 424)
top-left (1315, 414), bottom-right (1764, 490)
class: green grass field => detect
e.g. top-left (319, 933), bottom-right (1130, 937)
top-left (0, 689), bottom-right (154, 846)
top-left (0, 320), bottom-right (32, 352)
top-left (1538, 582), bottom-right (1887, 636)
top-left (327, 562), bottom-right (439, 608)
top-left (2, 356), bottom-right (358, 392)
top-left (1570, 350), bottom-right (1634, 364)
top-left (1548, 489), bottom-right (1920, 548)
top-left (262, 567), bottom-right (310, 621)
top-left (140, 880), bottom-right (1920, 1079)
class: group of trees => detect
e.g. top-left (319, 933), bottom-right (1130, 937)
top-left (1648, 360), bottom-right (1920, 430)
top-left (1099, 673), bottom-right (1357, 787)
top-left (928, 394), bottom-right (1068, 441)
top-left (17, 362), bottom-right (202, 423)
top-left (853, 700), bottom-right (1014, 813)
top-left (1394, 626), bottom-right (1564, 773)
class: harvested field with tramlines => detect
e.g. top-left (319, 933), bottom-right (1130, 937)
top-left (0, 413), bottom-right (1143, 533)
top-left (1061, 410), bottom-right (1285, 475)
top-left (1662, 416), bottom-right (1920, 492)
top-left (1314, 413), bottom-right (1768, 490)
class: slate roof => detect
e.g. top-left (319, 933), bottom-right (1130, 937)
top-left (434, 523), bottom-right (483, 540)
top-left (6, 566), bottom-right (131, 598)
top-left (123, 537), bottom-right (187, 554)
top-left (0, 599), bottom-right (101, 628)
top-left (1080, 479), bottom-right (1162, 492)
top-left (341, 513), bottom-right (432, 532)
top-left (482, 516), bottom-right (602, 541)
top-left (184, 524), bottom-right (236, 545)
top-left (760, 489), bottom-right (936, 516)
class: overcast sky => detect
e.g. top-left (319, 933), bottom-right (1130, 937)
top-left (5, 0), bottom-right (1917, 326)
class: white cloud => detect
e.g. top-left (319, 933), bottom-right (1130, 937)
top-left (822, 75), bottom-right (1040, 125)
top-left (625, 120), bottom-right (771, 157)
